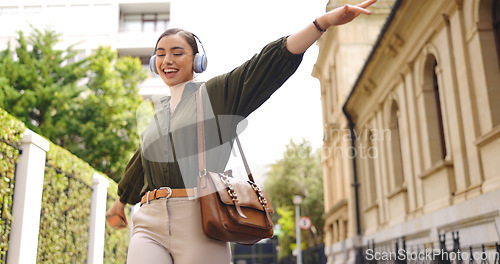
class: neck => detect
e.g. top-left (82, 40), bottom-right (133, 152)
top-left (168, 80), bottom-right (192, 109)
top-left (169, 82), bottom-right (184, 101)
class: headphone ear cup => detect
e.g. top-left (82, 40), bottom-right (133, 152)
top-left (149, 55), bottom-right (158, 75)
top-left (193, 53), bottom-right (207, 73)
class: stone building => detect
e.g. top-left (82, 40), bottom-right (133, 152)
top-left (313, 0), bottom-right (500, 263)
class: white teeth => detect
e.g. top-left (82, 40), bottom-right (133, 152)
top-left (164, 69), bottom-right (178, 73)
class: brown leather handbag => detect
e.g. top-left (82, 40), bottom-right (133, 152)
top-left (196, 88), bottom-right (274, 245)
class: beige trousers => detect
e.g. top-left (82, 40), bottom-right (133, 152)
top-left (127, 197), bottom-right (231, 264)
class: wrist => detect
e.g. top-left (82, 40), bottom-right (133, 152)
top-left (315, 16), bottom-right (329, 32)
top-left (115, 197), bottom-right (125, 208)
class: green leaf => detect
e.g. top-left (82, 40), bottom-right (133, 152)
top-left (265, 139), bottom-right (324, 259)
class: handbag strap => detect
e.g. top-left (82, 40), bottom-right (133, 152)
top-left (196, 88), bottom-right (255, 183)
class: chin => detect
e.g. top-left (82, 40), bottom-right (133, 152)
top-left (161, 78), bottom-right (178, 87)
top-left (162, 76), bottom-right (193, 87)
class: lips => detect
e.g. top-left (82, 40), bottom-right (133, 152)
top-left (163, 68), bottom-right (179, 77)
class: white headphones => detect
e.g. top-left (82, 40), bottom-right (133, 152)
top-left (149, 33), bottom-right (207, 75)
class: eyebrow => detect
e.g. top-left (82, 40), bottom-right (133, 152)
top-left (156, 47), bottom-right (186, 52)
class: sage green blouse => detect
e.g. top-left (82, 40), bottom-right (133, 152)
top-left (117, 37), bottom-right (303, 204)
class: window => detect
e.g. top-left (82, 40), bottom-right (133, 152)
top-left (334, 220), bottom-right (340, 242)
top-left (389, 100), bottom-right (405, 188)
top-left (362, 128), bottom-right (377, 206)
top-left (328, 224), bottom-right (334, 245)
top-left (330, 65), bottom-right (338, 115)
top-left (422, 55), bottom-right (447, 165)
top-left (121, 12), bottom-right (170, 33)
top-left (433, 61), bottom-right (447, 160)
top-left (321, 84), bottom-right (328, 125)
top-left (366, 130), bottom-right (377, 202)
top-left (492, 0), bottom-right (500, 126)
top-left (494, 0), bottom-right (500, 68)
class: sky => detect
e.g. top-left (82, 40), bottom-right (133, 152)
top-left (169, 0), bottom-right (327, 181)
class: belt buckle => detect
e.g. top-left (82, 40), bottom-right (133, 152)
top-left (158, 187), bottom-right (172, 199)
top-left (146, 190), bottom-right (151, 205)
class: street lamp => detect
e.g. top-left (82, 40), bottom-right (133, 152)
top-left (293, 195), bottom-right (303, 264)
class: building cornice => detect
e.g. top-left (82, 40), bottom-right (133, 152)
top-left (323, 199), bottom-right (348, 219)
top-left (342, 0), bottom-right (403, 114)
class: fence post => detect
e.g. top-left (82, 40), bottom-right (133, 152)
top-left (7, 129), bottom-right (50, 264)
top-left (87, 173), bottom-right (110, 264)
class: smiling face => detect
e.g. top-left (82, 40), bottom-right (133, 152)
top-left (155, 34), bottom-right (195, 87)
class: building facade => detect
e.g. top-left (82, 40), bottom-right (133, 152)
top-left (312, 0), bottom-right (396, 261)
top-left (313, 0), bottom-right (500, 263)
top-left (0, 0), bottom-right (172, 98)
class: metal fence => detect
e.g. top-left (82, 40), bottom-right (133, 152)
top-left (0, 138), bottom-right (22, 263)
top-left (279, 244), bottom-right (326, 264)
top-left (36, 163), bottom-right (93, 263)
top-left (233, 237), bottom-right (279, 264)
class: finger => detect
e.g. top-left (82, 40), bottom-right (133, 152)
top-left (346, 5), bottom-right (371, 15)
top-left (358, 0), bottom-right (377, 9)
top-left (122, 215), bottom-right (128, 226)
top-left (116, 212), bottom-right (128, 226)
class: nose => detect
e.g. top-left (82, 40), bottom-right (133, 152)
top-left (160, 54), bottom-right (174, 66)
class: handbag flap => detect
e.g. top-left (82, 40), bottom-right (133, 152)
top-left (208, 172), bottom-right (274, 213)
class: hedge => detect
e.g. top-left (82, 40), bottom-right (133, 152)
top-left (0, 107), bottom-right (129, 263)
top-left (0, 108), bottom-right (25, 263)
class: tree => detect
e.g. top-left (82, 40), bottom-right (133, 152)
top-left (264, 139), bottom-right (324, 259)
top-left (0, 27), bottom-right (147, 181)
top-left (56, 47), bottom-right (147, 180)
top-left (0, 27), bottom-right (88, 136)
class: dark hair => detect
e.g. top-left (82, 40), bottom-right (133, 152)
top-left (154, 28), bottom-right (198, 55)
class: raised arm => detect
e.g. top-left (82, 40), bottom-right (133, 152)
top-left (286, 0), bottom-right (377, 55)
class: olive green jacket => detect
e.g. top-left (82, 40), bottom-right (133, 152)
top-left (117, 37), bottom-right (303, 204)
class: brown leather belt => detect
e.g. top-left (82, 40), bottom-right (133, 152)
top-left (140, 187), bottom-right (196, 205)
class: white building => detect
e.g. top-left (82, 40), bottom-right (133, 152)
top-left (0, 0), bottom-right (174, 98)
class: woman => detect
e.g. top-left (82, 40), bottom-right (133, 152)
top-left (106, 1), bottom-right (376, 263)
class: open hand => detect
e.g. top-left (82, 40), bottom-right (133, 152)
top-left (320, 0), bottom-right (377, 28)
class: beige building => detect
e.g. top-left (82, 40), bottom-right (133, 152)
top-left (313, 0), bottom-right (500, 263)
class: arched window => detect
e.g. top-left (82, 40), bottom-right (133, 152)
top-left (389, 100), bottom-right (405, 188)
top-left (422, 55), bottom-right (447, 165)
top-left (494, 0), bottom-right (500, 68)
top-left (433, 61), bottom-right (447, 160)
top-left (362, 129), bottom-right (377, 204)
top-left (330, 66), bottom-right (338, 115)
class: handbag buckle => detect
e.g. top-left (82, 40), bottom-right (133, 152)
top-left (249, 182), bottom-right (268, 209)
